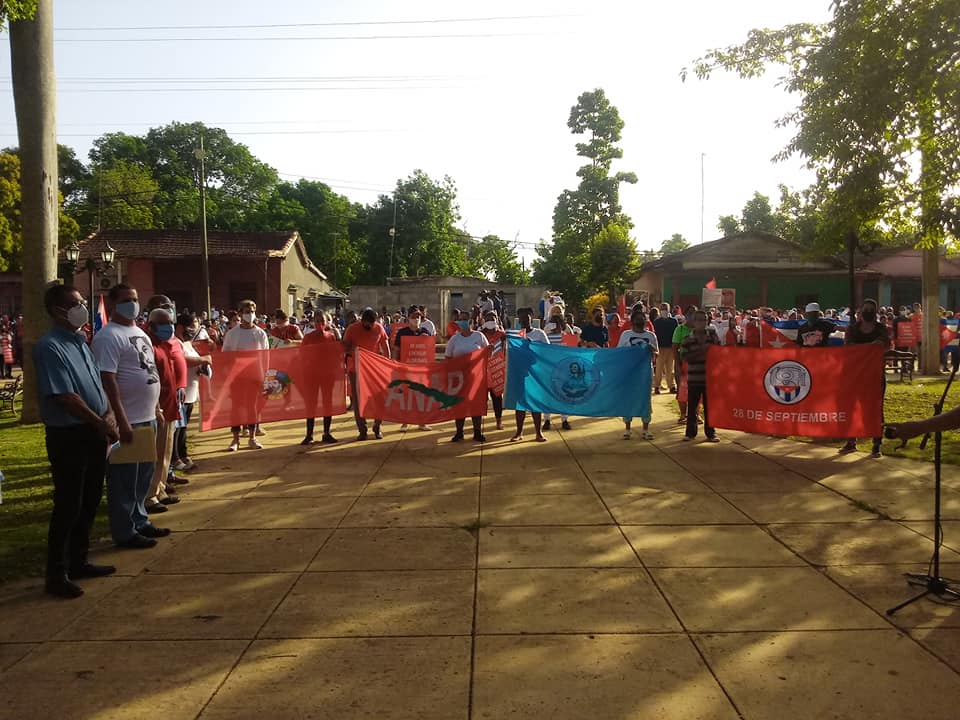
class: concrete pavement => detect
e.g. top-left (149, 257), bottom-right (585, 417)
top-left (2, 392), bottom-right (960, 719)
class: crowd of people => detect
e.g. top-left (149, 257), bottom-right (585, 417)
top-left (22, 278), bottom-right (960, 599)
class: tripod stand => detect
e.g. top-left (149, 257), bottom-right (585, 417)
top-left (886, 352), bottom-right (960, 616)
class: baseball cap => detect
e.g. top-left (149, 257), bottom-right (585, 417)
top-left (805, 302), bottom-right (821, 313)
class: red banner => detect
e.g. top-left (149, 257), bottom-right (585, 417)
top-left (487, 338), bottom-right (506, 396)
top-left (199, 344), bottom-right (347, 431)
top-left (706, 345), bottom-right (884, 438)
top-left (896, 321), bottom-right (916, 348)
top-left (561, 332), bottom-right (580, 347)
top-left (400, 334), bottom-right (436, 364)
top-left (356, 346), bottom-right (489, 423)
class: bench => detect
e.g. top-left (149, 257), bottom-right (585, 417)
top-left (884, 350), bottom-right (916, 383)
top-left (0, 375), bottom-right (22, 415)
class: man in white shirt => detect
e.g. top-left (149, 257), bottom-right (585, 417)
top-left (419, 305), bottom-right (437, 336)
top-left (222, 299), bottom-right (270, 451)
top-left (91, 284), bottom-right (165, 548)
top-left (617, 309), bottom-right (658, 440)
top-left (445, 317), bottom-right (490, 442)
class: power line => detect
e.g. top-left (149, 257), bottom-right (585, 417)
top-left (36, 75), bottom-right (460, 83)
top-left (56, 85), bottom-right (458, 93)
top-left (43, 31), bottom-right (554, 43)
top-left (53, 14), bottom-right (577, 32)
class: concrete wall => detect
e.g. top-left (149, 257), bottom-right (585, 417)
top-left (347, 282), bottom-right (547, 322)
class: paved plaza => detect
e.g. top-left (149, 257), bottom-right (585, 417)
top-left (2, 392), bottom-right (960, 719)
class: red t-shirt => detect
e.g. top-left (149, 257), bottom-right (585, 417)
top-left (342, 322), bottom-right (388, 371)
top-left (151, 341), bottom-right (181, 418)
top-left (272, 324), bottom-right (304, 342)
top-left (302, 329), bottom-right (336, 345)
top-left (744, 323), bottom-right (761, 347)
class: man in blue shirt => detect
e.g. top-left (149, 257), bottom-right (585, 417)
top-left (580, 306), bottom-right (609, 348)
top-left (34, 284), bottom-right (120, 598)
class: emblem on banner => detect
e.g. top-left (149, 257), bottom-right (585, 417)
top-left (551, 356), bottom-right (600, 405)
top-left (263, 368), bottom-right (293, 399)
top-left (763, 360), bottom-right (811, 405)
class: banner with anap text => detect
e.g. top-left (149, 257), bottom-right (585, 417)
top-left (706, 345), bottom-right (884, 438)
top-left (356, 346), bottom-right (489, 423)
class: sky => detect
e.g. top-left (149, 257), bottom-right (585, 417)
top-left (0, 0), bottom-right (834, 265)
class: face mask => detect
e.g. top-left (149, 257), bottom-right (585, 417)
top-left (409, 318), bottom-right (422, 329)
top-left (805, 313), bottom-right (819, 322)
top-left (457, 320), bottom-right (470, 332)
top-left (154, 323), bottom-right (175, 341)
top-left (483, 320), bottom-right (497, 330)
top-left (241, 312), bottom-right (255, 324)
top-left (116, 300), bottom-right (139, 321)
top-left (862, 309), bottom-right (877, 322)
top-left (65, 304), bottom-right (89, 329)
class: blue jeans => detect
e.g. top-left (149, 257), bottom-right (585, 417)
top-left (106, 421), bottom-right (156, 543)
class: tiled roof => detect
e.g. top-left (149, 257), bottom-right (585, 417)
top-left (70, 230), bottom-right (299, 261)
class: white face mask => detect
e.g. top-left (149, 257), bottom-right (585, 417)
top-left (483, 320), bottom-right (497, 330)
top-left (241, 312), bottom-right (255, 324)
top-left (66, 304), bottom-right (89, 329)
top-left (409, 318), bottom-right (422, 329)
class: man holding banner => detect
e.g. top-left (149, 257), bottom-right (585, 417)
top-left (445, 316), bottom-right (490, 442)
top-left (479, 309), bottom-right (506, 430)
top-left (839, 299), bottom-right (890, 457)
top-left (617, 308), bottom-right (658, 440)
top-left (343, 308), bottom-right (390, 440)
top-left (680, 310), bottom-right (720, 443)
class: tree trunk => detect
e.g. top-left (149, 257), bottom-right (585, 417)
top-left (921, 246), bottom-right (940, 374)
top-left (10, 0), bottom-right (58, 424)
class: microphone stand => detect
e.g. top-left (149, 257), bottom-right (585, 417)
top-left (886, 352), bottom-right (960, 615)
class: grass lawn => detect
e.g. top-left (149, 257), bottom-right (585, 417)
top-left (0, 414), bottom-right (110, 583)
top-left (874, 376), bottom-right (960, 464)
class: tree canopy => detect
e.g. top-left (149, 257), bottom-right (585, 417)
top-left (533, 88), bottom-right (638, 306)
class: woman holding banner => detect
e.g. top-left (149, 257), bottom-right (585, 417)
top-left (445, 316), bottom-right (489, 442)
top-left (618, 309), bottom-right (658, 440)
top-left (480, 309), bottom-right (506, 430)
top-left (300, 311), bottom-right (342, 445)
top-left (511, 308), bottom-right (549, 443)
top-left (222, 300), bottom-right (270, 452)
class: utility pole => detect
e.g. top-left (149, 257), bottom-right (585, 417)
top-left (194, 136), bottom-right (212, 318)
top-left (387, 192), bottom-right (397, 283)
top-left (700, 152), bottom-right (705, 244)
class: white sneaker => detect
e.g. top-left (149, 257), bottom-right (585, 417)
top-left (642, 431), bottom-right (654, 440)
top-left (255, 427), bottom-right (266, 437)
top-left (622, 429), bottom-right (632, 439)
top-left (248, 438), bottom-right (263, 450)
top-left (228, 442), bottom-right (240, 452)
top-left (172, 460), bottom-right (188, 471)
top-left (417, 425), bottom-right (431, 431)
top-left (400, 424), bottom-right (409, 431)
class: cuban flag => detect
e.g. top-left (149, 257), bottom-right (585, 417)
top-left (93, 294), bottom-right (108, 333)
top-left (762, 318), bottom-right (847, 348)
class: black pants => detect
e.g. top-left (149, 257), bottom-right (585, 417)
top-left (305, 416), bottom-right (332, 437)
top-left (44, 425), bottom-right (108, 577)
top-left (455, 416), bottom-right (482, 436)
top-left (172, 401), bottom-right (194, 463)
top-left (685, 384), bottom-right (715, 440)
top-left (489, 391), bottom-right (502, 421)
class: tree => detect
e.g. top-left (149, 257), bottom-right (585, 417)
top-left (0, 152), bottom-right (79, 272)
top-left (357, 170), bottom-right (470, 285)
top-left (688, 0), bottom-right (960, 372)
top-left (534, 88), bottom-right (637, 305)
top-left (8, 0), bottom-right (55, 423)
top-left (589, 223), bottom-right (640, 305)
top-left (91, 160), bottom-right (160, 230)
top-left (717, 215), bottom-right (741, 236)
top-left (740, 192), bottom-right (776, 232)
top-left (660, 233), bottom-right (690, 255)
top-left (471, 234), bottom-right (529, 285)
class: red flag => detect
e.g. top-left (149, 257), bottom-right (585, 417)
top-left (617, 293), bottom-right (627, 319)
top-left (705, 278), bottom-right (717, 289)
top-left (706, 345), bottom-right (884, 437)
top-left (400, 334), bottom-right (436, 364)
top-left (356, 346), bottom-right (488, 423)
top-left (487, 338), bottom-right (506, 396)
top-left (896, 321), bottom-right (916, 348)
top-left (199, 344), bottom-right (347, 431)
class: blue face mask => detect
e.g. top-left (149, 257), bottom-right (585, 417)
top-left (457, 320), bottom-right (470, 332)
top-left (154, 323), bottom-right (175, 341)
top-left (116, 300), bottom-right (139, 321)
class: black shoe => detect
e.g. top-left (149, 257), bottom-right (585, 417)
top-left (45, 575), bottom-right (84, 599)
top-left (118, 534), bottom-right (158, 549)
top-left (69, 563), bottom-right (116, 579)
top-left (561, 420), bottom-right (571, 431)
top-left (145, 502), bottom-right (168, 514)
top-left (451, 433), bottom-right (465, 442)
top-left (165, 484), bottom-right (178, 495)
top-left (357, 432), bottom-right (369, 441)
top-left (167, 474), bottom-right (190, 485)
top-left (654, 389), bottom-right (661, 395)
top-left (542, 420), bottom-right (551, 431)
top-left (138, 525), bottom-right (171, 538)
top-left (159, 496), bottom-right (180, 506)
top-left (321, 434), bottom-right (338, 444)
top-left (300, 436), bottom-right (315, 446)
top-left (473, 434), bottom-right (486, 442)
top-left (669, 388), bottom-right (678, 394)
top-left (373, 427), bottom-right (383, 439)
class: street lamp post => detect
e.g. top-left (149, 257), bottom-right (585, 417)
top-left (65, 240), bottom-right (115, 328)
